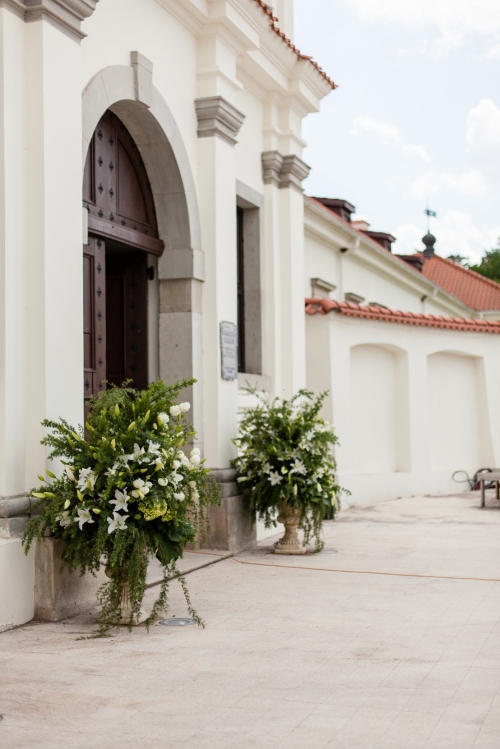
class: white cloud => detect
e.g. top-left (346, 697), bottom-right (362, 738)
top-left (402, 145), bottom-right (430, 161)
top-left (466, 99), bottom-right (500, 152)
top-left (483, 43), bottom-right (500, 59)
top-left (352, 116), bottom-right (400, 142)
top-left (393, 210), bottom-right (500, 264)
top-left (345, 0), bottom-right (500, 49)
top-left (352, 117), bottom-right (430, 160)
top-left (411, 168), bottom-right (487, 197)
top-left (466, 99), bottom-right (500, 181)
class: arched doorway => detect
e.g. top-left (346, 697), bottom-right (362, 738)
top-left (83, 110), bottom-right (163, 406)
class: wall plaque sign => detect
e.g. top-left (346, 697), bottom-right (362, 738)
top-left (220, 321), bottom-right (238, 380)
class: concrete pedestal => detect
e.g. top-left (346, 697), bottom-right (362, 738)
top-left (34, 539), bottom-right (107, 622)
top-left (203, 469), bottom-right (256, 552)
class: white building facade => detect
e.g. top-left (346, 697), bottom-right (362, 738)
top-left (1, 0), bottom-right (498, 630)
top-left (0, 0), bottom-right (334, 629)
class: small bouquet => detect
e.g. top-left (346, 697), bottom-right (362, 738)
top-left (23, 380), bottom-right (220, 634)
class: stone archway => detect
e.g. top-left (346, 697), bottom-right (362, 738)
top-left (81, 54), bottom-right (204, 446)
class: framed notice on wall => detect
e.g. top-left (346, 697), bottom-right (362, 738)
top-left (220, 321), bottom-right (238, 380)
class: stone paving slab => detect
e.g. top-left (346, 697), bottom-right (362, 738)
top-left (1, 492), bottom-right (499, 748)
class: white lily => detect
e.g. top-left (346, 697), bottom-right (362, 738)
top-left (132, 443), bottom-right (150, 464)
top-left (291, 460), bottom-right (307, 475)
top-left (75, 507), bottom-right (95, 530)
top-left (107, 512), bottom-right (129, 534)
top-left (148, 441), bottom-right (161, 455)
top-left (170, 472), bottom-right (183, 484)
top-left (268, 471), bottom-right (283, 486)
top-left (110, 489), bottom-right (129, 512)
top-left (57, 511), bottom-right (72, 528)
top-left (77, 468), bottom-right (96, 494)
top-left (65, 467), bottom-right (76, 482)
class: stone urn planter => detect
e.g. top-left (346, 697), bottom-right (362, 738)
top-left (274, 503), bottom-right (306, 555)
top-left (105, 567), bottom-right (148, 626)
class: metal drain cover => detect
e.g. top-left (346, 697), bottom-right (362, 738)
top-left (159, 618), bottom-right (196, 627)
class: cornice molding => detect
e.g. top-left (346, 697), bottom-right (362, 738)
top-left (262, 150), bottom-right (310, 191)
top-left (6, 0), bottom-right (99, 39)
top-left (195, 96), bottom-right (245, 146)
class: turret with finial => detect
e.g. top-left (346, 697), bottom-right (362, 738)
top-left (423, 207), bottom-right (437, 258)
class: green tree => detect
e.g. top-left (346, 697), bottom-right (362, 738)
top-left (468, 240), bottom-right (500, 283)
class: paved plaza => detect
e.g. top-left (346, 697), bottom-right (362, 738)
top-left (1, 491), bottom-right (500, 749)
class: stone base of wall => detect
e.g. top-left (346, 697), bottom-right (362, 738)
top-left (34, 539), bottom-right (107, 622)
top-left (0, 495), bottom-right (32, 539)
top-left (202, 469), bottom-right (256, 552)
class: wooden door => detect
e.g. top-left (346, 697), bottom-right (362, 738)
top-left (83, 236), bottom-right (106, 405)
top-left (83, 109), bottom-right (161, 406)
top-left (106, 251), bottom-right (148, 391)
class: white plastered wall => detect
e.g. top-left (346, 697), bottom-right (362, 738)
top-left (306, 312), bottom-right (500, 505)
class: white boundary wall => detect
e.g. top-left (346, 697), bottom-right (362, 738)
top-left (306, 312), bottom-right (500, 505)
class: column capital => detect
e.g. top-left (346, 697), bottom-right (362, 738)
top-left (262, 151), bottom-right (310, 191)
top-left (12, 0), bottom-right (99, 39)
top-left (195, 96), bottom-right (245, 146)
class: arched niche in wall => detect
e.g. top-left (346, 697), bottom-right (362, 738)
top-left (349, 343), bottom-right (410, 474)
top-left (427, 351), bottom-right (493, 472)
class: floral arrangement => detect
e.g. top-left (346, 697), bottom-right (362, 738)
top-left (232, 389), bottom-right (343, 551)
top-left (23, 380), bottom-right (220, 634)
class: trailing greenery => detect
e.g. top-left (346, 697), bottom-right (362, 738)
top-left (231, 389), bottom-right (344, 551)
top-left (23, 380), bottom-right (220, 635)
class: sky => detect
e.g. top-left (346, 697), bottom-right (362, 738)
top-left (293, 0), bottom-right (500, 262)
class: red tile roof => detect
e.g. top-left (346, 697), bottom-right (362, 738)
top-left (305, 298), bottom-right (500, 334)
top-left (253, 2), bottom-right (338, 89)
top-left (418, 255), bottom-right (500, 311)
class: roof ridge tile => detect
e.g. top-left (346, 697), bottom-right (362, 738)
top-left (252, 1), bottom-right (338, 89)
top-left (305, 297), bottom-right (500, 334)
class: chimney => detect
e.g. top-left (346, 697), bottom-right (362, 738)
top-left (364, 231), bottom-right (396, 252)
top-left (313, 198), bottom-right (355, 223)
top-left (422, 232), bottom-right (436, 258)
top-left (351, 219), bottom-right (370, 232)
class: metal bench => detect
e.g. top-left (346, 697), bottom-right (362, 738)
top-left (478, 470), bottom-right (500, 508)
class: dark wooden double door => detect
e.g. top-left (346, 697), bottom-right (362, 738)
top-left (84, 239), bottom-right (148, 401)
top-left (83, 110), bottom-right (162, 406)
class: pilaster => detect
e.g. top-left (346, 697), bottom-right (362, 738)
top-left (24, 13), bottom-right (84, 480)
top-left (261, 150), bottom-right (310, 396)
top-left (197, 94), bottom-right (244, 469)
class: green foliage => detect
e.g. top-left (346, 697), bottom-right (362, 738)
top-left (23, 380), bottom-right (220, 635)
top-left (468, 243), bottom-right (500, 283)
top-left (446, 255), bottom-right (468, 266)
top-left (231, 389), bottom-right (345, 551)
